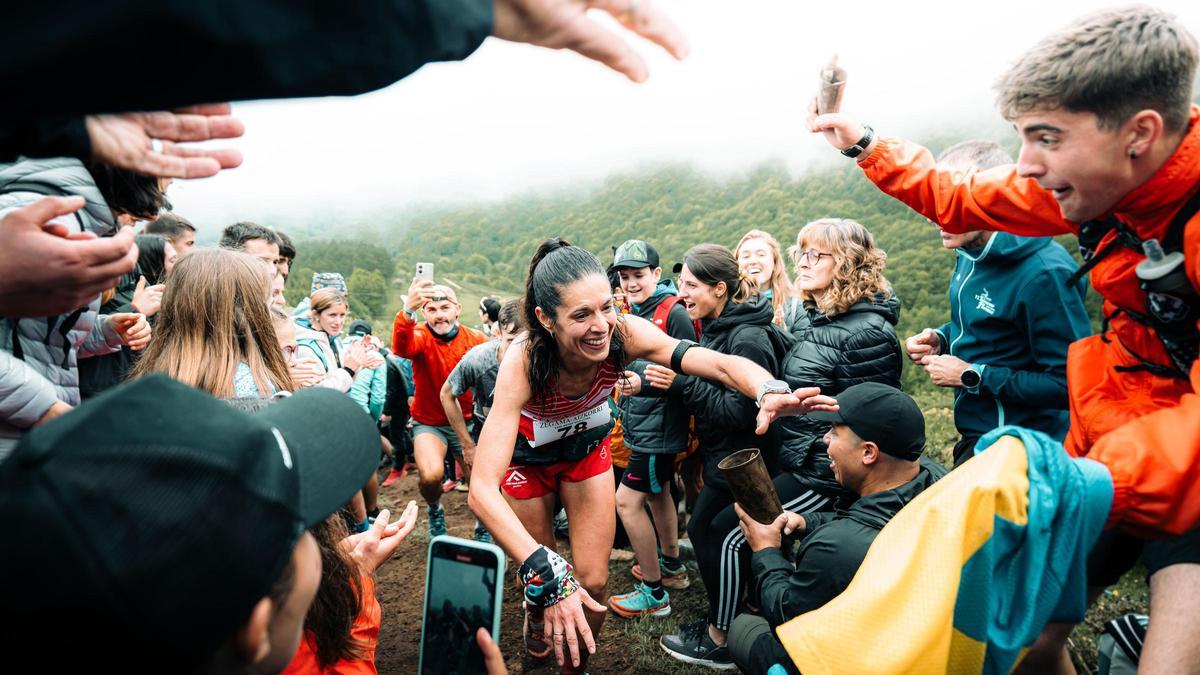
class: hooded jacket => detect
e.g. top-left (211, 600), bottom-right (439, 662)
top-left (622, 280), bottom-right (697, 455)
top-left (294, 322), bottom-right (352, 392)
top-left (753, 457), bottom-right (947, 628)
top-left (0, 158), bottom-right (122, 459)
top-left (778, 293), bottom-right (903, 490)
top-left (677, 295), bottom-right (790, 485)
top-left (858, 105), bottom-right (1200, 536)
top-left (934, 233), bottom-right (1091, 441)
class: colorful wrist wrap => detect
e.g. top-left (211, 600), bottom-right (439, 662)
top-left (518, 545), bottom-right (579, 607)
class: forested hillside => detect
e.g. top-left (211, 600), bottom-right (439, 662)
top-left (293, 147), bottom-right (1101, 399)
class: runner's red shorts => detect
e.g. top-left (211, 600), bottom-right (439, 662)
top-left (502, 440), bottom-right (613, 499)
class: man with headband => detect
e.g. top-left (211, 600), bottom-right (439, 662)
top-left (392, 277), bottom-right (488, 539)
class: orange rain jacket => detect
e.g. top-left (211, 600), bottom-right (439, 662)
top-left (282, 575), bottom-right (381, 675)
top-left (391, 312), bottom-right (487, 427)
top-left (857, 107), bottom-right (1200, 537)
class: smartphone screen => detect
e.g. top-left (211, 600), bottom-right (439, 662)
top-left (419, 537), bottom-right (504, 675)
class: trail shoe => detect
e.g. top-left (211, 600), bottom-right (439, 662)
top-left (632, 558), bottom-right (690, 589)
top-left (609, 583), bottom-right (671, 619)
top-left (428, 504), bottom-right (447, 538)
top-left (473, 525), bottom-right (493, 544)
top-left (553, 509), bottom-right (569, 538)
top-left (522, 602), bottom-right (552, 659)
top-left (660, 621), bottom-right (735, 670)
top-left (380, 468), bottom-right (403, 488)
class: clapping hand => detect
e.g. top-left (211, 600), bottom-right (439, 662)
top-left (343, 501), bottom-right (419, 574)
top-left (84, 104), bottom-right (243, 179)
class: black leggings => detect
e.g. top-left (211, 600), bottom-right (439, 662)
top-left (690, 472), bottom-right (834, 631)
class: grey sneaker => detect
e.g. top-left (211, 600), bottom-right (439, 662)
top-left (660, 622), bottom-right (735, 670)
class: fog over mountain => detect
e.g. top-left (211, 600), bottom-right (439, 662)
top-left (170, 0), bottom-right (1200, 236)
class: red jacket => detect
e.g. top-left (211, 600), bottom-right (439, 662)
top-left (282, 575), bottom-right (380, 675)
top-left (391, 312), bottom-right (487, 426)
top-left (859, 106), bottom-right (1200, 537)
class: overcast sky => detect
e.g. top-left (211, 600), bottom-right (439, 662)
top-left (170, 0), bottom-right (1200, 231)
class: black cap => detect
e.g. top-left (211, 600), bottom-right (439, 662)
top-left (348, 319), bottom-right (373, 337)
top-left (0, 375), bottom-right (380, 667)
top-left (809, 382), bottom-right (925, 461)
top-left (612, 239), bottom-right (661, 270)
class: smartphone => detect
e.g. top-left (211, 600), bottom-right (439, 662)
top-left (418, 535), bottom-right (505, 675)
top-left (416, 262), bottom-right (435, 282)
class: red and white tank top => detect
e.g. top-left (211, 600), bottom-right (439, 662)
top-left (513, 359), bottom-right (621, 463)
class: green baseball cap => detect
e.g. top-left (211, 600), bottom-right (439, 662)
top-left (612, 240), bottom-right (661, 270)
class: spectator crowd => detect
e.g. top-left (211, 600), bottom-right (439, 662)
top-left (2, 3), bottom-right (1199, 675)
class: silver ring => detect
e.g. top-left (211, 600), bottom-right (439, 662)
top-left (150, 139), bottom-right (163, 154)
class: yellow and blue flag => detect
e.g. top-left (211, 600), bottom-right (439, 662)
top-left (777, 426), bottom-right (1112, 674)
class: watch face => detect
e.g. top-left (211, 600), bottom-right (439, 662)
top-left (962, 369), bottom-right (980, 387)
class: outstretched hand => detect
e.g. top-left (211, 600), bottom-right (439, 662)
top-left (343, 501), bottom-right (419, 573)
top-left (0, 197), bottom-right (139, 318)
top-left (84, 104), bottom-right (244, 179)
top-left (492, 0), bottom-right (689, 83)
top-left (755, 386), bottom-right (838, 435)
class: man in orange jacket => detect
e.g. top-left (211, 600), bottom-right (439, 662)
top-left (393, 279), bottom-right (488, 540)
top-left (808, 6), bottom-right (1199, 673)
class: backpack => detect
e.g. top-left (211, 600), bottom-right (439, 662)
top-left (652, 294), bottom-right (702, 340)
top-left (1069, 183), bottom-right (1200, 379)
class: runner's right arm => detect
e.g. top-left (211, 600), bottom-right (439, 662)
top-left (440, 377), bottom-right (476, 465)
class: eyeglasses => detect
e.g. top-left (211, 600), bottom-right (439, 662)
top-left (796, 249), bottom-right (834, 265)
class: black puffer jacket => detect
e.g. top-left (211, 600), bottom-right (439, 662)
top-left (779, 293), bottom-right (903, 492)
top-left (622, 286), bottom-right (698, 454)
top-left (678, 295), bottom-right (791, 487)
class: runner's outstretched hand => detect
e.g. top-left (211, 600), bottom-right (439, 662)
top-left (493, 0), bottom-right (689, 83)
top-left (543, 585), bottom-right (606, 668)
top-left (755, 386), bottom-right (838, 435)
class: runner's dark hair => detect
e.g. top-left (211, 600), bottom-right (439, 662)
top-left (524, 238), bottom-right (626, 401)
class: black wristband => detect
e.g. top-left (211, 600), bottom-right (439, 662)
top-left (670, 340), bottom-right (696, 374)
top-left (841, 124), bottom-right (875, 158)
top-left (342, 366), bottom-right (356, 377)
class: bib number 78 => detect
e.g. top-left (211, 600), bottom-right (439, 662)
top-left (557, 421), bottom-right (588, 438)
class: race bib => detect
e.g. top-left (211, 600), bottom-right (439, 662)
top-left (529, 402), bottom-right (611, 448)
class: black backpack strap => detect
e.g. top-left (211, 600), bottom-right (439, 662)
top-left (1164, 183), bottom-right (1200, 251)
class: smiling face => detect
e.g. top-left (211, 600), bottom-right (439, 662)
top-left (823, 423), bottom-right (867, 492)
top-left (676, 265), bottom-right (725, 320)
top-left (538, 274), bottom-right (617, 366)
top-left (1015, 108), bottom-right (1138, 222)
top-left (423, 299), bottom-right (460, 335)
top-left (736, 238), bottom-right (775, 288)
top-left (313, 303), bottom-right (347, 337)
top-left (617, 265), bottom-right (661, 306)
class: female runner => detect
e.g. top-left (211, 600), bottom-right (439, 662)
top-left (468, 239), bottom-right (835, 672)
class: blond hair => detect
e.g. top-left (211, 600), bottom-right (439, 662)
top-left (309, 288), bottom-right (349, 331)
top-left (130, 249), bottom-right (294, 397)
top-left (735, 229), bottom-right (795, 321)
top-left (996, 5), bottom-right (1198, 133)
top-left (789, 219), bottom-right (890, 317)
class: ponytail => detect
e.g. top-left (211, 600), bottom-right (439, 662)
top-left (523, 238), bottom-right (626, 399)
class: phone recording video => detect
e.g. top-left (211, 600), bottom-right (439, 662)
top-left (419, 536), bottom-right (504, 675)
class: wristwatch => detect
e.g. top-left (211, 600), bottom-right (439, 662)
top-left (756, 379), bottom-right (792, 408)
top-left (841, 124), bottom-right (875, 159)
top-left (961, 365), bottom-right (982, 392)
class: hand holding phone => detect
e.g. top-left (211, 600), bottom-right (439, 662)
top-left (420, 536), bottom-right (505, 675)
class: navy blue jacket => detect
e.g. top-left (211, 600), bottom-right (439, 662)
top-left (935, 233), bottom-right (1091, 440)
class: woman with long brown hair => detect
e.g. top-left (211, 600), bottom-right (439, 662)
top-left (735, 229), bottom-right (802, 329)
top-left (130, 248), bottom-right (293, 397)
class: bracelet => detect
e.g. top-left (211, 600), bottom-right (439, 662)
top-left (518, 546), bottom-right (579, 607)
